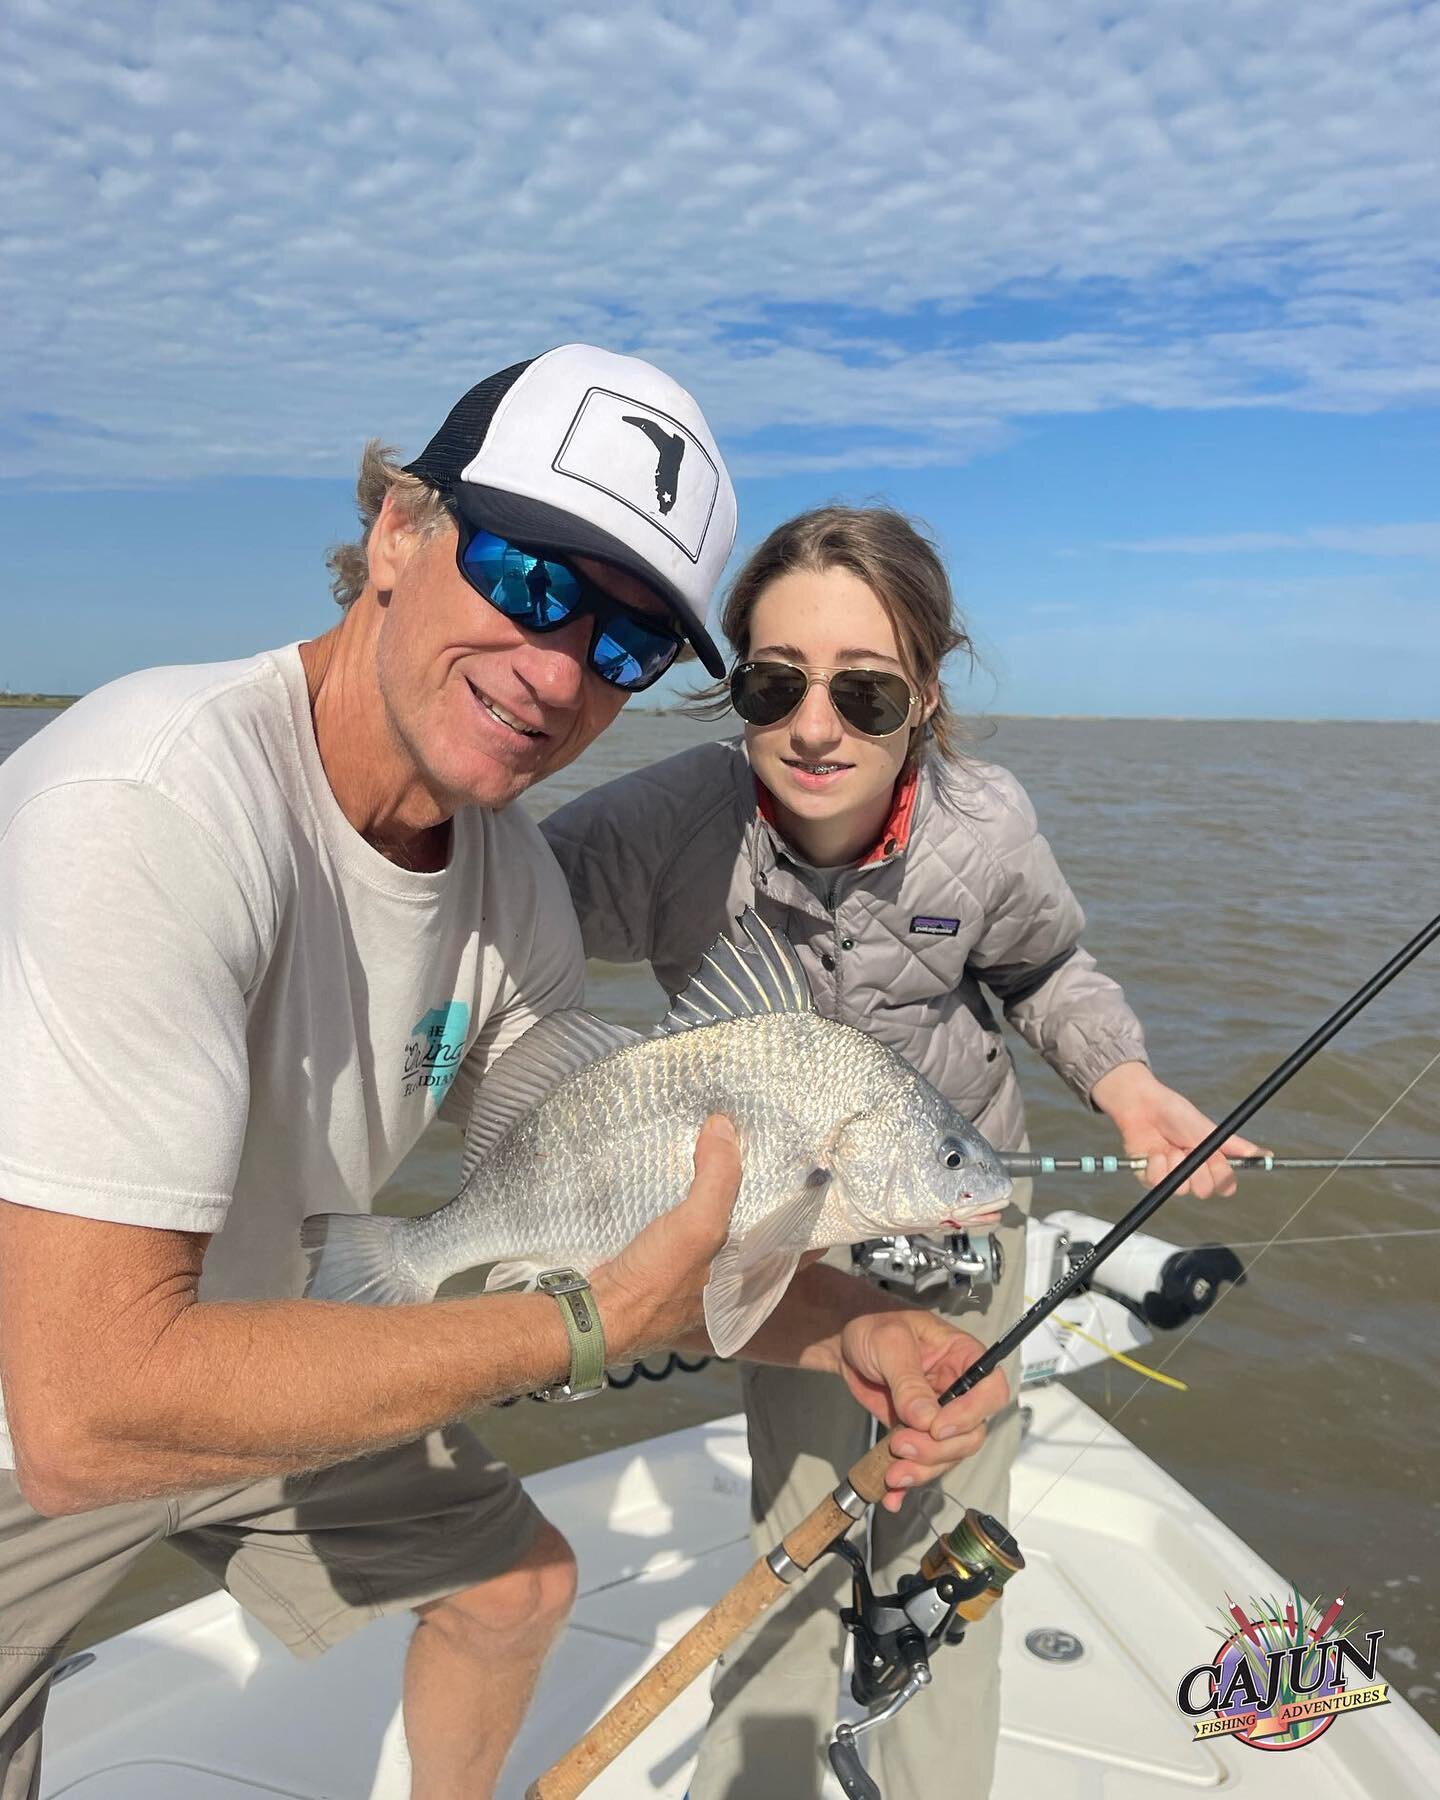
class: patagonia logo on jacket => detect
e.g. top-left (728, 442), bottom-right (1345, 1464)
top-left (911, 914), bottom-right (960, 937)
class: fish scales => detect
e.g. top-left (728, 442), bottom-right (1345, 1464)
top-left (411, 1012), bottom-right (907, 1280)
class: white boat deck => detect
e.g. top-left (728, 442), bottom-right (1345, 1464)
top-left (39, 1384), bottom-right (1438, 1799)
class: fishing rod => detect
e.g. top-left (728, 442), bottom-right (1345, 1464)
top-left (526, 908), bottom-right (1440, 1800)
top-left (1005, 1152), bottom-right (1439, 1175)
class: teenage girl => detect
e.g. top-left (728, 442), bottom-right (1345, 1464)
top-left (543, 505), bottom-right (1254, 1800)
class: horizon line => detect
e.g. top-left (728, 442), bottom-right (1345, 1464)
top-left (641, 704), bottom-right (1439, 726)
top-left (5, 695), bottom-right (1436, 728)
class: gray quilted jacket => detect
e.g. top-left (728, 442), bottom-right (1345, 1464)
top-left (541, 739), bottom-right (1147, 1150)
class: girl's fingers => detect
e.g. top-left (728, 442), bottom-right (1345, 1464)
top-left (1208, 1152), bottom-right (1239, 1197)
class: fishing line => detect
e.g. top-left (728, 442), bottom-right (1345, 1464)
top-left (1011, 1041), bottom-right (1440, 1532)
top-left (1225, 1226), bottom-right (1440, 1251)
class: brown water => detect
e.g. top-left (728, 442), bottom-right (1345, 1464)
top-left (4, 703), bottom-right (1438, 1722)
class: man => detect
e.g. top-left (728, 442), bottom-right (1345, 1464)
top-left (0, 345), bottom-right (1006, 1800)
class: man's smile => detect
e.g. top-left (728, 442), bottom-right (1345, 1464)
top-left (465, 677), bottom-right (547, 740)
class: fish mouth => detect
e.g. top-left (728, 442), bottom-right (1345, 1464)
top-left (942, 1206), bottom-right (1004, 1230)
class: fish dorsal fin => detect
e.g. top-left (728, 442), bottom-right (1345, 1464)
top-left (656, 909), bottom-right (812, 1037)
top-left (461, 1009), bottom-right (641, 1183)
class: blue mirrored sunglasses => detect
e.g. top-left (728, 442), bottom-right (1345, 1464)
top-left (454, 522), bottom-right (683, 693)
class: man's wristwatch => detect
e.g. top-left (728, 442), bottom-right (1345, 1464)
top-left (534, 1269), bottom-right (608, 1403)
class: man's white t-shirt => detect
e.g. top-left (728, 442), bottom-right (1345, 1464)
top-left (0, 646), bottom-right (584, 1467)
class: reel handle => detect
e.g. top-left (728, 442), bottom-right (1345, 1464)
top-left (828, 1733), bottom-right (882, 1799)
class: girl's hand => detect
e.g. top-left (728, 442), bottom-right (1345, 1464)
top-left (1089, 1061), bottom-right (1265, 1200)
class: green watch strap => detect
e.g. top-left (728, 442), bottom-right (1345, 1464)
top-left (535, 1269), bottom-right (607, 1401)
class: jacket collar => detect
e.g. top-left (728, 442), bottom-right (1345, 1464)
top-left (752, 762), bottom-right (924, 874)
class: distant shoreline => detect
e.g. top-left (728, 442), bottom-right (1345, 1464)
top-left (984, 712), bottom-right (1440, 725)
top-left (642, 705), bottom-right (1439, 725)
top-left (6, 697), bottom-right (1435, 724)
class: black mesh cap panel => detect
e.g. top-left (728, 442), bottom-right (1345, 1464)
top-left (402, 358), bottom-right (534, 491)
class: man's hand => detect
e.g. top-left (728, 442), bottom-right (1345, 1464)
top-left (1090, 1061), bottom-right (1265, 1199)
top-left (735, 1262), bottom-right (1008, 1511)
top-left (589, 1115), bottom-right (742, 1362)
top-left (834, 1308), bottom-right (1009, 1512)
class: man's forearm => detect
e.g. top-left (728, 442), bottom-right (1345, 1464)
top-left (3, 1135), bottom-right (743, 1515)
top-left (22, 1290), bottom-right (572, 1512)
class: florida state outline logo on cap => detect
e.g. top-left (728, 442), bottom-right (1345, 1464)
top-left (553, 388), bottom-right (720, 564)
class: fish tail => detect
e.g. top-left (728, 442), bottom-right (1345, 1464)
top-left (300, 1212), bottom-right (435, 1306)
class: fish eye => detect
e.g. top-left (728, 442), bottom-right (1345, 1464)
top-left (937, 1138), bottom-right (966, 1170)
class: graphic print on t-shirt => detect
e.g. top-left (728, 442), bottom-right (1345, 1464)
top-left (403, 1002), bottom-right (470, 1103)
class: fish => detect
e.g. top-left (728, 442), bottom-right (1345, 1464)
top-left (301, 911), bottom-right (1011, 1356)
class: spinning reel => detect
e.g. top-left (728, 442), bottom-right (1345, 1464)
top-left (825, 1509), bottom-right (1024, 1800)
top-left (851, 1230), bottom-right (1004, 1301)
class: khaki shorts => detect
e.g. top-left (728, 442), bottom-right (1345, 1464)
top-left (0, 1425), bottom-right (540, 1799)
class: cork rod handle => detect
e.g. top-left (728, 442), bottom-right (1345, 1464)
top-left (525, 1439), bottom-right (891, 1797)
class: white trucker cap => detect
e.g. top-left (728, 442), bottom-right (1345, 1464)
top-left (404, 344), bottom-right (737, 676)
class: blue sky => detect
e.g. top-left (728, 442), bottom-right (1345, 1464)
top-left (3, 0), bottom-right (1437, 718)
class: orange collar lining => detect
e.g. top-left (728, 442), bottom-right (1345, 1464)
top-left (753, 765), bottom-right (918, 867)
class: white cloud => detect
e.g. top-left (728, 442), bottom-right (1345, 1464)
top-left (1, 0), bottom-right (1437, 482)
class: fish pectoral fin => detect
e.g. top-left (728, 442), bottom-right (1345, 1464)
top-left (703, 1248), bottom-right (802, 1361)
top-left (702, 1169), bottom-right (833, 1358)
top-left (482, 1258), bottom-right (548, 1292)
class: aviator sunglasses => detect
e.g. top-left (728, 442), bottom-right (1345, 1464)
top-left (730, 660), bottom-right (921, 738)
top-left (454, 520), bottom-right (684, 693)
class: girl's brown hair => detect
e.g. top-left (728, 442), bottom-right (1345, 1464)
top-left (689, 505), bottom-right (975, 768)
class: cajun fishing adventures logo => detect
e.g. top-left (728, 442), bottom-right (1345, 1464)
top-left (1175, 1589), bottom-right (1391, 1750)
top-left (402, 1002), bottom-right (469, 1103)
